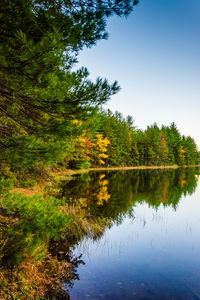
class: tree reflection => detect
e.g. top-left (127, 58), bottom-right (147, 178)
top-left (0, 167), bottom-right (199, 299)
top-left (62, 167), bottom-right (199, 225)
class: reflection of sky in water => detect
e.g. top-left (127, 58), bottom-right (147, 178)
top-left (69, 176), bottom-right (200, 300)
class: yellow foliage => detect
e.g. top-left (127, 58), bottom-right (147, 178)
top-left (180, 179), bottom-right (187, 188)
top-left (100, 179), bottom-right (109, 186)
top-left (72, 119), bottom-right (83, 126)
top-left (78, 137), bottom-right (85, 143)
top-left (179, 145), bottom-right (186, 154)
top-left (94, 134), bottom-right (110, 165)
top-left (96, 175), bottom-right (111, 205)
top-left (97, 184), bottom-right (111, 205)
top-left (72, 119), bottom-right (79, 125)
top-left (99, 153), bottom-right (108, 159)
top-left (99, 159), bottom-right (105, 165)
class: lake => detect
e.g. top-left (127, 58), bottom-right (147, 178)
top-left (64, 168), bottom-right (200, 300)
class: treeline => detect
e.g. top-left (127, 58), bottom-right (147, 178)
top-left (0, 0), bottom-right (199, 176)
top-left (63, 109), bottom-right (199, 169)
top-left (1, 108), bottom-right (199, 175)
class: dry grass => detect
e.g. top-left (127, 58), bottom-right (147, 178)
top-left (12, 184), bottom-right (46, 197)
top-left (86, 164), bottom-right (200, 173)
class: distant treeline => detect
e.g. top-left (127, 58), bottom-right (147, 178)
top-left (1, 109), bottom-right (199, 175)
top-left (64, 109), bottom-right (200, 169)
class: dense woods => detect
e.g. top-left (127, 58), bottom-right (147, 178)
top-left (1, 0), bottom-right (199, 177)
top-left (66, 110), bottom-right (199, 169)
top-left (0, 0), bottom-right (132, 172)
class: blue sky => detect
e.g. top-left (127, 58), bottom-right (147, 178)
top-left (77, 0), bottom-right (200, 148)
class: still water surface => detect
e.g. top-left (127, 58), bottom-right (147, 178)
top-left (67, 168), bottom-right (200, 300)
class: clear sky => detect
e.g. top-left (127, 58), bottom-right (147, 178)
top-left (77, 0), bottom-right (200, 149)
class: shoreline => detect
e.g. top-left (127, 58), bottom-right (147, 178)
top-left (57, 164), bottom-right (200, 176)
top-left (11, 164), bottom-right (200, 197)
top-left (63, 164), bottom-right (200, 177)
top-left (84, 164), bottom-right (200, 172)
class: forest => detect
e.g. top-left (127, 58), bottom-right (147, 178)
top-left (0, 0), bottom-right (199, 182)
top-left (61, 110), bottom-right (200, 169)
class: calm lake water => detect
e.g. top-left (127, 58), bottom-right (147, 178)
top-left (65, 168), bottom-right (200, 300)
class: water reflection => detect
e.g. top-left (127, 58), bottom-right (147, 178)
top-left (62, 168), bottom-right (199, 224)
top-left (0, 167), bottom-right (200, 299)
top-left (62, 168), bottom-right (200, 300)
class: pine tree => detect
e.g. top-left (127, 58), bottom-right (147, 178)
top-left (0, 0), bottom-right (138, 169)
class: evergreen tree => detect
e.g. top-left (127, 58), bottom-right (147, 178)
top-left (182, 136), bottom-right (199, 165)
top-left (1, 1), bottom-right (199, 171)
top-left (0, 0), bottom-right (138, 168)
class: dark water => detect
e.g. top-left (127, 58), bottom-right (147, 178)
top-left (65, 168), bottom-right (200, 300)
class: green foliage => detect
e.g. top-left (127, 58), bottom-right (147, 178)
top-left (1, 193), bottom-right (71, 264)
top-left (77, 159), bottom-right (91, 170)
top-left (3, 193), bottom-right (71, 239)
top-left (66, 110), bottom-right (199, 168)
top-left (1, 0), bottom-right (139, 169)
top-left (0, 0), bottom-right (198, 172)
top-left (101, 111), bottom-right (139, 166)
top-left (0, 176), bottom-right (13, 197)
top-left (2, 135), bottom-right (68, 169)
